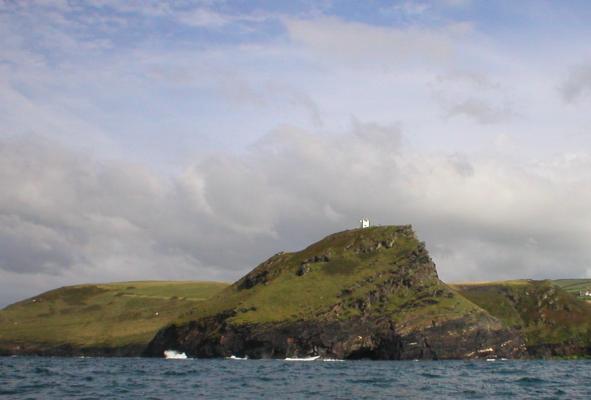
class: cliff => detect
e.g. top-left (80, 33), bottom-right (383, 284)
top-left (4, 226), bottom-right (590, 359)
top-left (145, 226), bottom-right (525, 360)
top-left (452, 280), bottom-right (591, 358)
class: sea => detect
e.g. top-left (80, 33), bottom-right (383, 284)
top-left (1, 357), bottom-right (590, 399)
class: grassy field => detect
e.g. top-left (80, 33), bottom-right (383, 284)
top-left (0, 281), bottom-right (228, 351)
top-left (552, 279), bottom-right (591, 298)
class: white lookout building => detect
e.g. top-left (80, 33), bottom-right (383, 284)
top-left (360, 218), bottom-right (370, 229)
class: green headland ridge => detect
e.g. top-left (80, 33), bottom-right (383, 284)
top-left (0, 281), bottom-right (228, 356)
top-left (2, 225), bottom-right (591, 359)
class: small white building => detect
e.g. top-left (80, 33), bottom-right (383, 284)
top-left (360, 218), bottom-right (370, 229)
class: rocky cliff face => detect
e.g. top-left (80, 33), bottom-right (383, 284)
top-left (453, 280), bottom-right (591, 358)
top-left (146, 313), bottom-right (523, 360)
top-left (145, 226), bottom-right (526, 359)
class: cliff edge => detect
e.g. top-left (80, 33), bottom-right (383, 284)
top-left (145, 226), bottom-right (525, 360)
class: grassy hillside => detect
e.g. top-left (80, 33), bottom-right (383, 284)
top-left (451, 280), bottom-right (591, 354)
top-left (552, 279), bottom-right (591, 299)
top-left (0, 281), bottom-right (228, 353)
top-left (145, 225), bottom-right (527, 360)
top-left (178, 226), bottom-right (496, 334)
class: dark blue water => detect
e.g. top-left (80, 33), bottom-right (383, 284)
top-left (1, 357), bottom-right (590, 399)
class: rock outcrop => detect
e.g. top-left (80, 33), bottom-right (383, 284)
top-left (145, 226), bottom-right (526, 359)
top-left (453, 280), bottom-right (591, 358)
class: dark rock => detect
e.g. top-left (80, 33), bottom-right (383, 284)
top-left (296, 264), bottom-right (311, 276)
top-left (144, 316), bottom-right (525, 360)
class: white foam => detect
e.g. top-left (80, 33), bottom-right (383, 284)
top-left (227, 355), bottom-right (248, 360)
top-left (284, 355), bottom-right (320, 361)
top-left (322, 358), bottom-right (344, 362)
top-left (164, 350), bottom-right (188, 359)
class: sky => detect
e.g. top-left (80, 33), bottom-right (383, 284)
top-left (1, 0), bottom-right (591, 306)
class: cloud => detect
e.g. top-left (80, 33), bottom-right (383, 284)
top-left (2, 2), bottom-right (591, 308)
top-left (381, 2), bottom-right (431, 17)
top-left (445, 98), bottom-right (514, 124)
top-left (432, 72), bottom-right (517, 124)
top-left (561, 65), bottom-right (591, 103)
top-left (2, 129), bottom-right (591, 306)
top-left (284, 17), bottom-right (453, 68)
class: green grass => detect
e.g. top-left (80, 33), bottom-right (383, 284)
top-left (0, 281), bottom-right (228, 349)
top-left (6, 226), bottom-right (590, 354)
top-left (451, 280), bottom-right (591, 348)
top-left (552, 279), bottom-right (591, 299)
top-left (174, 226), bottom-right (490, 334)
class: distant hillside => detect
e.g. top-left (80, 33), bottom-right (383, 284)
top-left (0, 281), bottom-right (228, 356)
top-left (452, 280), bottom-right (591, 357)
top-left (146, 226), bottom-right (525, 360)
top-left (552, 279), bottom-right (591, 299)
top-left (4, 227), bottom-right (591, 359)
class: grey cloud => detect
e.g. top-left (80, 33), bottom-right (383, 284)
top-left (2, 128), bottom-right (591, 306)
top-left (447, 154), bottom-right (474, 177)
top-left (433, 72), bottom-right (517, 124)
top-left (0, 215), bottom-right (80, 274)
top-left (351, 120), bottom-right (403, 150)
top-left (445, 98), bottom-right (514, 124)
top-left (561, 65), bottom-right (591, 103)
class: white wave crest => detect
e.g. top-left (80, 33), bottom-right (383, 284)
top-left (227, 355), bottom-right (248, 360)
top-left (284, 355), bottom-right (320, 361)
top-left (164, 350), bottom-right (188, 359)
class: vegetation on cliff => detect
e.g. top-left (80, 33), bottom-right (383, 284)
top-left (180, 226), bottom-right (488, 330)
top-left (3, 226), bottom-right (591, 359)
top-left (0, 281), bottom-right (228, 355)
top-left (146, 226), bottom-right (524, 359)
top-left (452, 280), bottom-right (591, 357)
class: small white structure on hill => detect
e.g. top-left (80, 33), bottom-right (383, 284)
top-left (360, 218), bottom-right (370, 229)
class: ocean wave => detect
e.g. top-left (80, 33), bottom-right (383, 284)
top-left (164, 350), bottom-right (188, 359)
top-left (284, 355), bottom-right (320, 361)
top-left (226, 355), bottom-right (248, 360)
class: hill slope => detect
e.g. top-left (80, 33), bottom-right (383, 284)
top-left (0, 281), bottom-right (228, 356)
top-left (146, 226), bottom-right (525, 360)
top-left (452, 280), bottom-right (591, 357)
top-left (552, 279), bottom-right (591, 299)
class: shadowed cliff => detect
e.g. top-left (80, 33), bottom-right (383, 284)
top-left (452, 280), bottom-right (591, 358)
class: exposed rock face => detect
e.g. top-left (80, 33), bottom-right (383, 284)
top-left (145, 226), bottom-right (526, 359)
top-left (454, 280), bottom-right (591, 358)
top-left (145, 315), bottom-right (524, 360)
top-left (0, 341), bottom-right (144, 357)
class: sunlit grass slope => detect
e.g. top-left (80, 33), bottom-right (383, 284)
top-left (176, 226), bottom-right (493, 333)
top-left (0, 281), bottom-right (228, 352)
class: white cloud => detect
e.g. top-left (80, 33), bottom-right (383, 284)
top-left (2, 1), bottom-right (591, 308)
top-left (284, 17), bottom-right (454, 68)
top-left (2, 130), bottom-right (591, 305)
